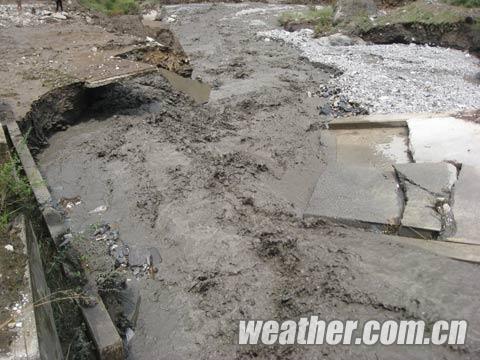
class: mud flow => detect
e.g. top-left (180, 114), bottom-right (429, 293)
top-left (13, 3), bottom-right (480, 360)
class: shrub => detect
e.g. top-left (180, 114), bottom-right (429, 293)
top-left (278, 6), bottom-right (334, 34)
top-left (80, 0), bottom-right (140, 15)
top-left (447, 0), bottom-right (480, 7)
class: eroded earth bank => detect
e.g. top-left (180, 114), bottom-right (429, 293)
top-left (24, 2), bottom-right (480, 360)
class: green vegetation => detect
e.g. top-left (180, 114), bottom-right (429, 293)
top-left (446, 0), bottom-right (480, 7)
top-left (278, 6), bottom-right (334, 34)
top-left (79, 0), bottom-right (139, 15)
top-left (377, 3), bottom-right (464, 25)
top-left (0, 155), bottom-right (33, 231)
top-left (279, 2), bottom-right (477, 37)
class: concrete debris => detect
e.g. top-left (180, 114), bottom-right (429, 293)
top-left (59, 196), bottom-right (81, 211)
top-left (4, 244), bottom-right (13, 252)
top-left (93, 224), bottom-right (119, 243)
top-left (89, 205), bottom-right (107, 214)
top-left (110, 244), bottom-right (129, 267)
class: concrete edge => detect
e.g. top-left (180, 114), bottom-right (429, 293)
top-left (303, 214), bottom-right (393, 233)
top-left (1, 215), bottom-right (41, 360)
top-left (23, 216), bottom-right (64, 360)
top-left (398, 225), bottom-right (438, 240)
top-left (81, 281), bottom-right (124, 360)
top-left (328, 112), bottom-right (454, 130)
top-left (3, 122), bottom-right (124, 360)
top-left (85, 67), bottom-right (157, 88)
top-left (401, 237), bottom-right (480, 264)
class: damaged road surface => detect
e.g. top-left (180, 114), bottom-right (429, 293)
top-left (7, 2), bottom-right (479, 360)
top-left (309, 114), bottom-right (480, 245)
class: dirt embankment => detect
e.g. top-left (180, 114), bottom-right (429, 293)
top-left (361, 17), bottom-right (480, 55)
top-left (279, 1), bottom-right (480, 55)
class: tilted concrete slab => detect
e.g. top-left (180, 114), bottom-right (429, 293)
top-left (304, 164), bottom-right (402, 226)
top-left (398, 186), bottom-right (442, 239)
top-left (449, 166), bottom-right (480, 245)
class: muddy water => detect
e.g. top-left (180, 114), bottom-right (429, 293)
top-left (36, 3), bottom-right (480, 360)
top-left (158, 68), bottom-right (211, 104)
top-left (334, 127), bottom-right (410, 170)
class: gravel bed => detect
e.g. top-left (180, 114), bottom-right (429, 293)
top-left (258, 29), bottom-right (480, 114)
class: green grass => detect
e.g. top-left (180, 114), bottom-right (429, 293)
top-left (446, 0), bottom-right (480, 7)
top-left (377, 3), bottom-right (464, 25)
top-left (79, 0), bottom-right (139, 15)
top-left (0, 155), bottom-right (33, 232)
top-left (278, 6), bottom-right (334, 34)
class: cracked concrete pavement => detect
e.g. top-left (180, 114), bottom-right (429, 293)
top-left (306, 113), bottom-right (480, 245)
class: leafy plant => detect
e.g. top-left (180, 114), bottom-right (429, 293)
top-left (279, 6), bottom-right (334, 34)
top-left (0, 155), bottom-right (33, 231)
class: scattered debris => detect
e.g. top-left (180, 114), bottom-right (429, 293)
top-left (59, 196), bottom-right (81, 211)
top-left (4, 244), bottom-right (13, 252)
top-left (110, 244), bottom-right (129, 267)
top-left (319, 94), bottom-right (368, 117)
top-left (89, 205), bottom-right (107, 214)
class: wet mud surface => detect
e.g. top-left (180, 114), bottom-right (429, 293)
top-left (35, 3), bottom-right (480, 359)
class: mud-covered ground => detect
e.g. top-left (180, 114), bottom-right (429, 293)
top-left (33, 3), bottom-right (480, 360)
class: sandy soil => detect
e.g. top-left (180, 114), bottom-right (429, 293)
top-left (7, 2), bottom-right (480, 360)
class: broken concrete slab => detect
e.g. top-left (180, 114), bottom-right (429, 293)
top-left (449, 165), bottom-right (480, 245)
top-left (398, 186), bottom-right (442, 239)
top-left (304, 164), bottom-right (402, 226)
top-left (394, 163), bottom-right (458, 239)
top-left (407, 116), bottom-right (480, 167)
top-left (394, 162), bottom-right (457, 196)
